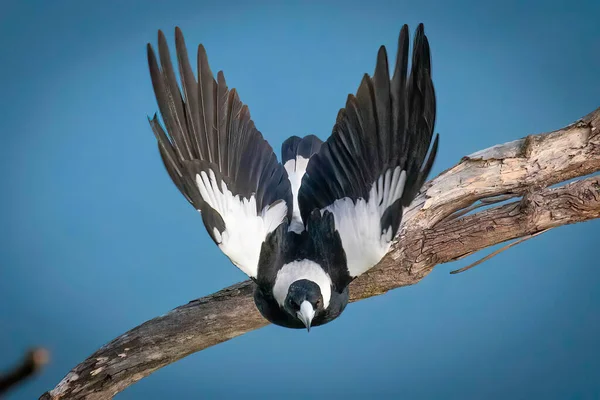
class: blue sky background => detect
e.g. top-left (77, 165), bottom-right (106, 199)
top-left (1, 0), bottom-right (599, 399)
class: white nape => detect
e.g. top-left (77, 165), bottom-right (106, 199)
top-left (283, 156), bottom-right (309, 234)
top-left (195, 170), bottom-right (287, 279)
top-left (323, 167), bottom-right (407, 278)
top-left (273, 259), bottom-right (332, 309)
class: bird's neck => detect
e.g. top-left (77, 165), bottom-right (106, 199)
top-left (272, 259), bottom-right (332, 308)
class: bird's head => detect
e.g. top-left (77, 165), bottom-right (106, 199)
top-left (283, 279), bottom-right (324, 331)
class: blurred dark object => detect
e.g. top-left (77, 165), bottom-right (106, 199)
top-left (0, 348), bottom-right (49, 398)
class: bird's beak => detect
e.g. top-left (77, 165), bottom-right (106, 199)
top-left (297, 301), bottom-right (315, 332)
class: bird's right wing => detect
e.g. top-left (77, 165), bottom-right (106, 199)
top-left (298, 24), bottom-right (439, 279)
top-left (147, 28), bottom-right (292, 279)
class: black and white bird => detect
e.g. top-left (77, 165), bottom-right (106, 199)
top-left (146, 24), bottom-right (438, 331)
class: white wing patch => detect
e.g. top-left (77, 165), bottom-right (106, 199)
top-left (272, 259), bottom-right (333, 308)
top-left (283, 156), bottom-right (309, 234)
top-left (195, 170), bottom-right (288, 278)
top-left (323, 167), bottom-right (407, 278)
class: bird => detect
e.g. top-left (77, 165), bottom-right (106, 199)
top-left (146, 23), bottom-right (438, 331)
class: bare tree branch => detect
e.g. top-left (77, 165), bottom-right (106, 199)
top-left (40, 107), bottom-right (600, 400)
top-left (449, 228), bottom-right (552, 274)
top-left (1, 348), bottom-right (49, 397)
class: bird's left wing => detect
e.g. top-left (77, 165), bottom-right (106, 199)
top-left (298, 24), bottom-right (438, 279)
top-left (147, 28), bottom-right (292, 279)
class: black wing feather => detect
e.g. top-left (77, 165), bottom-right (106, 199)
top-left (174, 31), bottom-right (202, 160)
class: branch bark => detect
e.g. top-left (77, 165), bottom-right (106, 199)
top-left (41, 107), bottom-right (600, 400)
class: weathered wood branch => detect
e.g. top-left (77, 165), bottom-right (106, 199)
top-left (41, 107), bottom-right (600, 400)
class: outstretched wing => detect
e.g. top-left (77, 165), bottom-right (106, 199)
top-left (298, 24), bottom-right (439, 279)
top-left (147, 28), bottom-right (292, 279)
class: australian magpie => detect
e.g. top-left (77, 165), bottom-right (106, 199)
top-left (146, 24), bottom-right (438, 331)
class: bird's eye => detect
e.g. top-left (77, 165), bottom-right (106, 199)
top-left (315, 299), bottom-right (321, 308)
